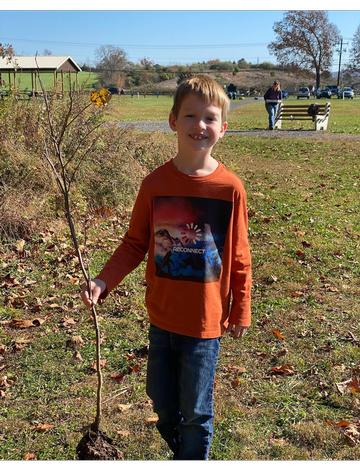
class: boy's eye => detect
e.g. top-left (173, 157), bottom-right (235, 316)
top-left (184, 114), bottom-right (218, 121)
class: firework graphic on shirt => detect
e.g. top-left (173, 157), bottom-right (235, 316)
top-left (153, 195), bottom-right (233, 283)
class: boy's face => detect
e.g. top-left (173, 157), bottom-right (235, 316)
top-left (169, 93), bottom-right (227, 156)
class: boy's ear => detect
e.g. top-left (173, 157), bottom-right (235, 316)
top-left (169, 112), bottom-right (177, 132)
top-left (219, 121), bottom-right (228, 138)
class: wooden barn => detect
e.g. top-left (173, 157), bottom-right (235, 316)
top-left (0, 55), bottom-right (82, 97)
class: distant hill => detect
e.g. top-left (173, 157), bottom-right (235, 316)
top-left (155, 69), bottom-right (319, 94)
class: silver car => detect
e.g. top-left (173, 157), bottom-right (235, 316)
top-left (297, 87), bottom-right (310, 99)
top-left (340, 87), bottom-right (355, 99)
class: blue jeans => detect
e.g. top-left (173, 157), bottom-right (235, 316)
top-left (265, 103), bottom-right (278, 129)
top-left (146, 324), bottom-right (221, 460)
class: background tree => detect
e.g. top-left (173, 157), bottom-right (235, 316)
top-left (347, 24), bottom-right (360, 74)
top-left (95, 45), bottom-right (128, 87)
top-left (268, 10), bottom-right (340, 88)
top-left (0, 42), bottom-right (14, 59)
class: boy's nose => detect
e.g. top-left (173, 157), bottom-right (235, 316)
top-left (194, 119), bottom-right (206, 130)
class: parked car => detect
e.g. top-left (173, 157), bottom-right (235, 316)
top-left (338, 87), bottom-right (355, 99)
top-left (107, 87), bottom-right (119, 94)
top-left (281, 89), bottom-right (288, 99)
top-left (316, 88), bottom-right (332, 99)
top-left (325, 85), bottom-right (340, 96)
top-left (297, 87), bottom-right (310, 99)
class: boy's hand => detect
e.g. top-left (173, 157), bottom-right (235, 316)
top-left (226, 324), bottom-right (248, 339)
top-left (81, 279), bottom-right (106, 309)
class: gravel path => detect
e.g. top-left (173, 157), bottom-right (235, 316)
top-left (116, 98), bottom-right (360, 141)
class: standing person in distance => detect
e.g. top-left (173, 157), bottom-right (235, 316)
top-left (264, 80), bottom-right (282, 130)
top-left (81, 75), bottom-right (252, 460)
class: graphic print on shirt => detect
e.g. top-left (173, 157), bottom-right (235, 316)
top-left (153, 196), bottom-right (233, 283)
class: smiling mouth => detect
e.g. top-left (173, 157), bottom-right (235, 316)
top-left (190, 134), bottom-right (207, 140)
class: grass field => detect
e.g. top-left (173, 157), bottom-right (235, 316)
top-left (106, 94), bottom-right (360, 134)
top-left (0, 95), bottom-right (360, 460)
top-left (2, 71), bottom-right (100, 94)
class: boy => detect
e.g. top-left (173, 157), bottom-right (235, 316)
top-left (81, 75), bottom-right (252, 460)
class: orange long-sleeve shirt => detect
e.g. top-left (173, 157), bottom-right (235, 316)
top-left (97, 159), bottom-right (251, 338)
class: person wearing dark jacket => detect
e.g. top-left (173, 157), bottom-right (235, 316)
top-left (264, 80), bottom-right (282, 130)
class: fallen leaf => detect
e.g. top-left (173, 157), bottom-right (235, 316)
top-left (348, 377), bottom-right (360, 393)
top-left (72, 351), bottom-right (83, 362)
top-left (227, 365), bottom-right (246, 373)
top-left (344, 422), bottom-right (360, 446)
top-left (270, 364), bottom-right (295, 375)
top-left (1, 275), bottom-right (20, 287)
top-left (272, 329), bottom-right (286, 341)
top-left (231, 377), bottom-right (241, 387)
top-left (94, 205), bottom-right (115, 217)
top-left (117, 404), bottom-right (133, 412)
top-left (33, 423), bottom-right (54, 432)
top-left (326, 419), bottom-right (360, 446)
top-left (277, 348), bottom-right (288, 357)
top-left (336, 377), bottom-right (360, 394)
top-left (15, 239), bottom-right (26, 251)
top-left (68, 335), bottom-right (84, 349)
top-left (61, 317), bottom-right (76, 327)
top-left (8, 318), bottom-right (45, 329)
top-left (296, 250), bottom-right (306, 259)
top-left (0, 375), bottom-right (17, 390)
top-left (109, 373), bottom-right (125, 382)
top-left (116, 430), bottom-right (131, 438)
top-left (256, 352), bottom-right (268, 360)
top-left (23, 453), bottom-right (36, 460)
top-left (91, 359), bottom-right (107, 371)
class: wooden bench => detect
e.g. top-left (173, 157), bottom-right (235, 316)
top-left (274, 102), bottom-right (331, 131)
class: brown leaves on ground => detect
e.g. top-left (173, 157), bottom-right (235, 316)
top-left (0, 374), bottom-right (18, 398)
top-left (326, 419), bottom-right (360, 447)
top-left (269, 364), bottom-right (295, 376)
top-left (336, 377), bottom-right (360, 395)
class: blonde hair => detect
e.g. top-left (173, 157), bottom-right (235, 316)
top-left (171, 75), bottom-right (230, 123)
top-left (273, 80), bottom-right (280, 90)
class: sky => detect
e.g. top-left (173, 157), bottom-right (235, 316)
top-left (1, 8), bottom-right (360, 72)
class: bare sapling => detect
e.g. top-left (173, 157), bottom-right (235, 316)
top-left (34, 59), bottom-right (123, 459)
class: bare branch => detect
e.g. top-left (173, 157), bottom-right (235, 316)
top-left (32, 55), bottom-right (110, 433)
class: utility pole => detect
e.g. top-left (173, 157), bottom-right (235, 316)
top-left (337, 38), bottom-right (343, 87)
top-left (336, 38), bottom-right (348, 87)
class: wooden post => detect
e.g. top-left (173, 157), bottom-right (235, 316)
top-left (61, 70), bottom-right (64, 99)
top-left (31, 72), bottom-right (34, 100)
top-left (76, 72), bottom-right (79, 94)
top-left (54, 70), bottom-right (57, 100)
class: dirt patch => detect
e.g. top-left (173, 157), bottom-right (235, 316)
top-left (76, 429), bottom-right (124, 460)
